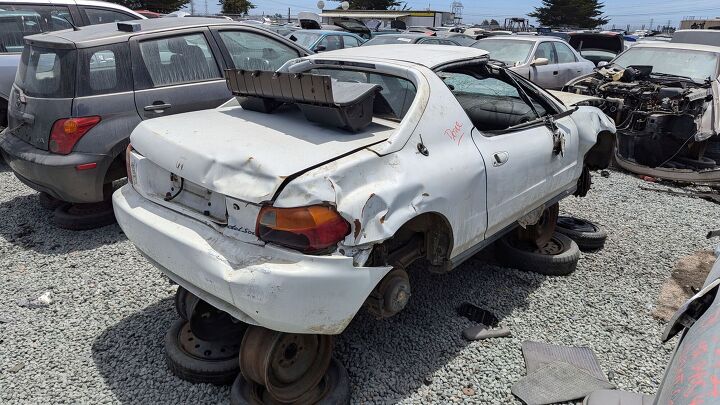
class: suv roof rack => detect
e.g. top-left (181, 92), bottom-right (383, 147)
top-left (225, 69), bottom-right (380, 132)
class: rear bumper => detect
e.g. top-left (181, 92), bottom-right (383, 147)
top-left (0, 131), bottom-right (111, 203)
top-left (113, 185), bottom-right (392, 335)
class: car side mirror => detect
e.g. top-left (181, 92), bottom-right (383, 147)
top-left (597, 61), bottom-right (609, 67)
top-left (531, 57), bottom-right (549, 66)
top-left (313, 45), bottom-right (326, 52)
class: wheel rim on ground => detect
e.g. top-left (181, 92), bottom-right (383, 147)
top-left (557, 216), bottom-right (598, 233)
top-left (509, 234), bottom-right (568, 256)
top-left (177, 321), bottom-right (240, 362)
top-left (240, 326), bottom-right (334, 403)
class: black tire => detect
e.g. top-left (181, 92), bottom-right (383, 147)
top-left (164, 319), bottom-right (241, 385)
top-left (175, 286), bottom-right (191, 321)
top-left (497, 232), bottom-right (580, 276)
top-left (53, 201), bottom-right (116, 231)
top-left (555, 216), bottom-right (607, 252)
top-left (38, 192), bottom-right (64, 210)
top-left (230, 358), bottom-right (350, 405)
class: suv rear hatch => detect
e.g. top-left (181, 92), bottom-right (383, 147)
top-left (8, 42), bottom-right (75, 150)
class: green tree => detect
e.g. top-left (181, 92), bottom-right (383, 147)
top-left (529, 0), bottom-right (609, 28)
top-left (109, 0), bottom-right (190, 14)
top-left (331, 0), bottom-right (401, 10)
top-left (219, 0), bottom-right (255, 15)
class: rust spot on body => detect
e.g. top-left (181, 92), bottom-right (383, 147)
top-left (353, 219), bottom-right (362, 239)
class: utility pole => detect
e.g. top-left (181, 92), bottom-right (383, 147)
top-left (288, 7), bottom-right (291, 23)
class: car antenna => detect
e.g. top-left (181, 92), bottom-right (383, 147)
top-left (51, 5), bottom-right (80, 31)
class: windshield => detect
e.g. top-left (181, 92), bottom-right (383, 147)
top-left (15, 45), bottom-right (75, 98)
top-left (288, 32), bottom-right (322, 49)
top-left (472, 39), bottom-right (533, 65)
top-left (364, 36), bottom-right (418, 46)
top-left (613, 47), bottom-right (719, 81)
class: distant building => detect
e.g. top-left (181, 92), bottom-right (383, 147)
top-left (680, 17), bottom-right (720, 30)
top-left (320, 9), bottom-right (456, 28)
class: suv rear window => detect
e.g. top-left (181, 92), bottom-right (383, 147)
top-left (0, 5), bottom-right (73, 53)
top-left (15, 45), bottom-right (75, 98)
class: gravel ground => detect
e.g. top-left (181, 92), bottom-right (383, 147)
top-left (0, 158), bottom-right (718, 404)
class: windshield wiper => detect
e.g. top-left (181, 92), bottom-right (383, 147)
top-left (650, 72), bottom-right (697, 82)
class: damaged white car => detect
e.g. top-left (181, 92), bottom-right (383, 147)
top-left (113, 45), bottom-right (615, 397)
top-left (565, 42), bottom-right (720, 184)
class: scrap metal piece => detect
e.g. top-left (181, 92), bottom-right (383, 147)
top-left (639, 185), bottom-right (720, 204)
top-left (462, 324), bottom-right (511, 341)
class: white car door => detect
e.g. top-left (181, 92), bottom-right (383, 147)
top-left (439, 66), bottom-right (579, 237)
top-left (530, 41), bottom-right (562, 89)
top-left (553, 41), bottom-right (586, 86)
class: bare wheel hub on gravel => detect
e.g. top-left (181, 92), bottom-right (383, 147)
top-left (240, 326), bottom-right (334, 403)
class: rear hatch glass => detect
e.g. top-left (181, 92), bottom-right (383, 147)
top-left (9, 45), bottom-right (75, 149)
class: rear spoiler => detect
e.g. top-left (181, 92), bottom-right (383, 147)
top-left (224, 69), bottom-right (381, 132)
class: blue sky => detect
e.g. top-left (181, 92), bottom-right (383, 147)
top-left (194, 0), bottom-right (720, 29)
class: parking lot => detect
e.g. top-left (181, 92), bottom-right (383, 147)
top-left (1, 158), bottom-right (716, 403)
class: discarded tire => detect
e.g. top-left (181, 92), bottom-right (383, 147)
top-left (555, 216), bottom-right (607, 252)
top-left (38, 192), bottom-right (64, 210)
top-left (497, 232), bottom-right (580, 276)
top-left (230, 357), bottom-right (350, 405)
top-left (164, 319), bottom-right (241, 385)
top-left (53, 201), bottom-right (116, 230)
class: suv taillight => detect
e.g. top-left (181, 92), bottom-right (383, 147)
top-left (256, 205), bottom-right (350, 254)
top-left (49, 116), bottom-right (101, 155)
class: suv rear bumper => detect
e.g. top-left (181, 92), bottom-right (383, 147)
top-left (0, 131), bottom-right (111, 203)
top-left (113, 184), bottom-right (392, 335)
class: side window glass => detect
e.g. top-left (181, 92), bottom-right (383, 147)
top-left (439, 70), bottom-right (547, 133)
top-left (320, 35), bottom-right (342, 51)
top-left (78, 44), bottom-right (132, 96)
top-left (218, 30), bottom-right (299, 71)
top-left (138, 33), bottom-right (221, 87)
top-left (342, 36), bottom-right (360, 48)
top-left (0, 5), bottom-right (73, 53)
top-left (84, 8), bottom-right (135, 24)
top-left (554, 42), bottom-right (577, 63)
top-left (535, 42), bottom-right (557, 64)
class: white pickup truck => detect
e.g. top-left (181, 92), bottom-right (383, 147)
top-left (113, 45), bottom-right (616, 400)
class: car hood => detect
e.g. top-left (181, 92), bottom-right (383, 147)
top-left (569, 33), bottom-right (624, 54)
top-left (130, 102), bottom-right (397, 203)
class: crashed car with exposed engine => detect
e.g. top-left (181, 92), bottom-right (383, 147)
top-left (565, 42), bottom-right (720, 184)
top-left (113, 45), bottom-right (615, 399)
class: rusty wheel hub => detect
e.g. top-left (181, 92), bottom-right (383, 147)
top-left (517, 203), bottom-right (559, 248)
top-left (240, 326), bottom-right (334, 403)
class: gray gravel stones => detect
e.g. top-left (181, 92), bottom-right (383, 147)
top-left (1, 160), bottom-right (718, 404)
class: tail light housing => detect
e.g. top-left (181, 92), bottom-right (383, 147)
top-left (49, 116), bottom-right (101, 155)
top-left (256, 205), bottom-right (350, 254)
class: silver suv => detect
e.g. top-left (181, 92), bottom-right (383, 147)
top-left (0, 18), bottom-right (310, 229)
top-left (0, 0), bottom-right (146, 127)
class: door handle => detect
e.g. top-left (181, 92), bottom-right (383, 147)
top-left (492, 151), bottom-right (509, 167)
top-left (144, 102), bottom-right (172, 112)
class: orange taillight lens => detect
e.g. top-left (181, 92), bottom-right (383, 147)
top-left (256, 205), bottom-right (350, 254)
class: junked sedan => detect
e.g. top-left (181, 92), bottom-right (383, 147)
top-left (113, 45), bottom-right (615, 399)
top-left (565, 42), bottom-right (720, 184)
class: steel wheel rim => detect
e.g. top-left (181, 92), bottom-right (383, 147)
top-left (177, 322), bottom-right (240, 361)
top-left (240, 326), bottom-right (334, 403)
top-left (533, 236), bottom-right (565, 255)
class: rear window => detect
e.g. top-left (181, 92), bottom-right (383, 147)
top-left (309, 68), bottom-right (416, 121)
top-left (15, 45), bottom-right (75, 98)
top-left (0, 5), bottom-right (74, 53)
top-left (77, 43), bottom-right (132, 96)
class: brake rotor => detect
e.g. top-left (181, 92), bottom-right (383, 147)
top-left (177, 321), bottom-right (240, 361)
top-left (240, 326), bottom-right (334, 403)
top-left (517, 203), bottom-right (559, 248)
